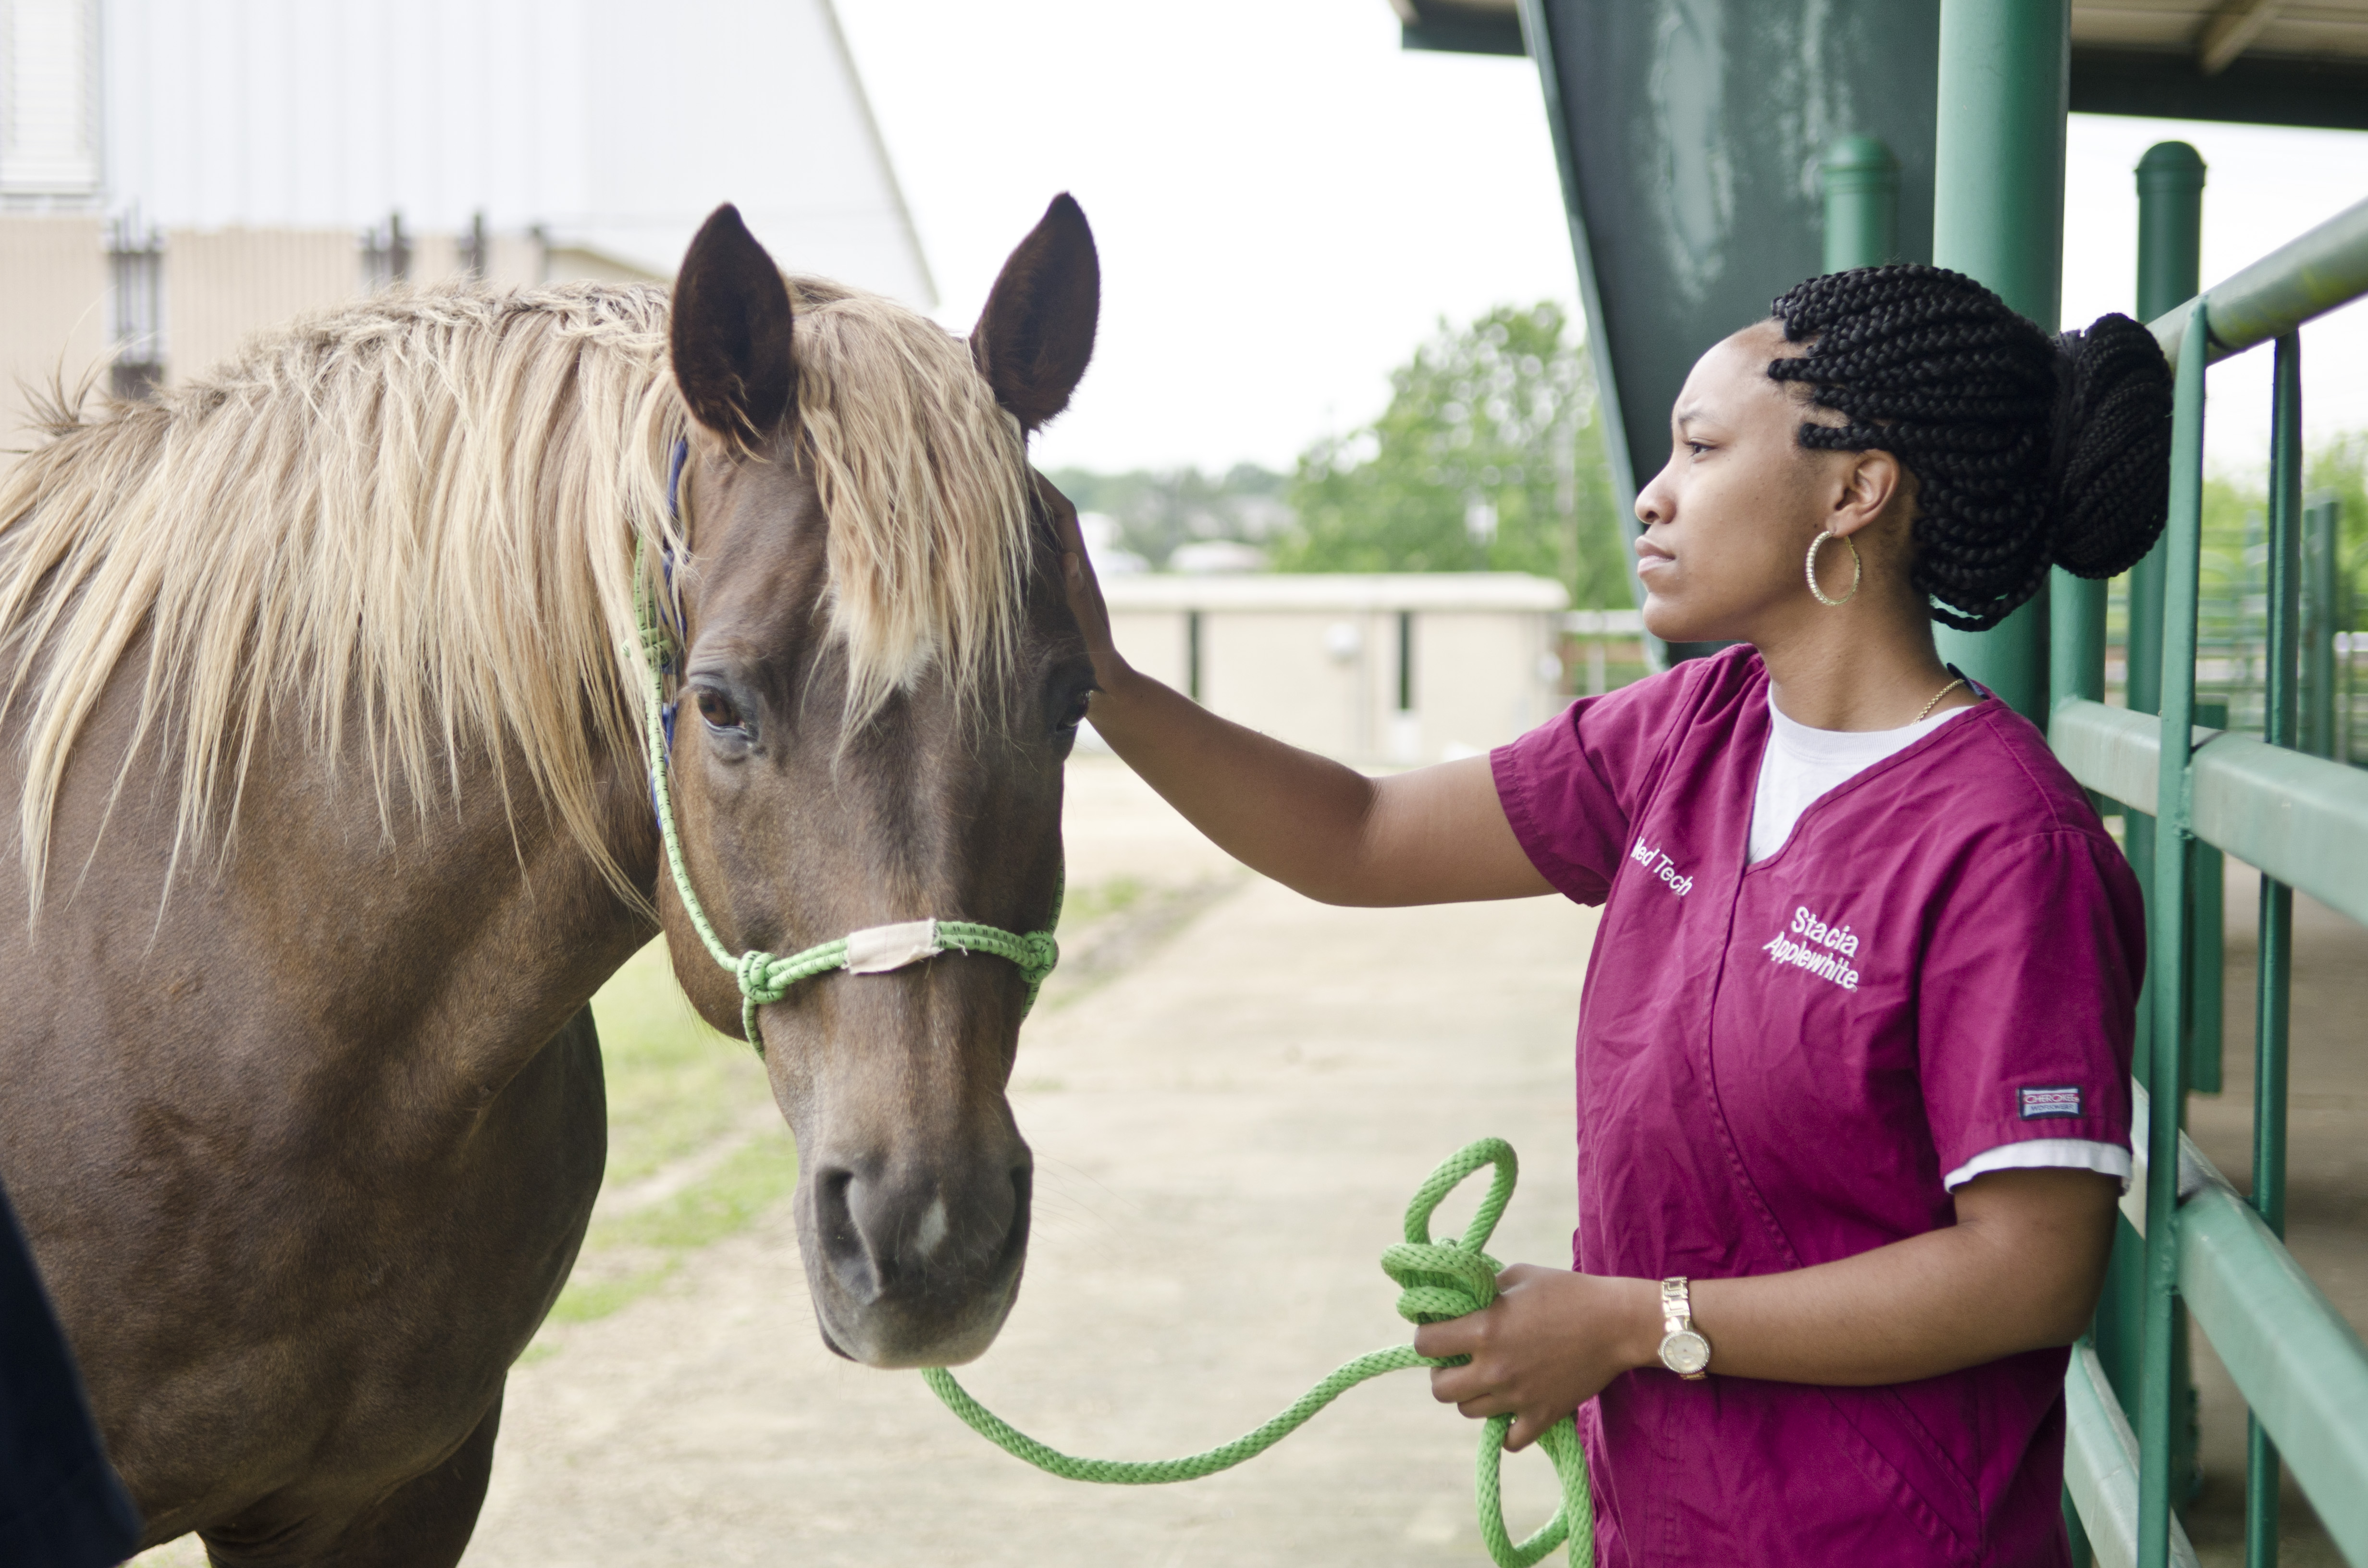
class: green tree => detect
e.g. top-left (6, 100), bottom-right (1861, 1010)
top-left (2306, 433), bottom-right (2368, 627)
top-left (1273, 302), bottom-right (1628, 607)
top-left (1046, 463), bottom-right (1289, 569)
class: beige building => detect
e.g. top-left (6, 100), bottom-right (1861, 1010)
top-left (1098, 573), bottom-right (1571, 765)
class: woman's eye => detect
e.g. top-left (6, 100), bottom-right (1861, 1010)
top-left (695, 690), bottom-right (745, 731)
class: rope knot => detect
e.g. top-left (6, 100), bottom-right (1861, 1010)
top-left (736, 949), bottom-right (789, 1007)
top-left (1018, 931), bottom-right (1060, 984)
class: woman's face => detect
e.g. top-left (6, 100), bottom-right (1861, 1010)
top-left (1631, 319), bottom-right (1863, 646)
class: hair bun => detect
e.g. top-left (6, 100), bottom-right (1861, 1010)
top-left (2049, 313), bottom-right (2173, 580)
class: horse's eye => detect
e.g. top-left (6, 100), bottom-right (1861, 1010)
top-left (1057, 690), bottom-right (1092, 731)
top-left (695, 689), bottom-right (745, 731)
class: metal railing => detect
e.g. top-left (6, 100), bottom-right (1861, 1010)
top-left (2050, 186), bottom-right (2368, 1568)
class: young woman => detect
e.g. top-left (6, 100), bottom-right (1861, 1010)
top-left (1051, 264), bottom-right (2172, 1565)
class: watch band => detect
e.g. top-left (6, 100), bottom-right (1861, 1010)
top-left (1658, 1275), bottom-right (1712, 1380)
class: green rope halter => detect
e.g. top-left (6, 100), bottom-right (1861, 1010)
top-left (924, 1139), bottom-right (1595, 1568)
top-left (630, 533), bottom-right (1059, 1053)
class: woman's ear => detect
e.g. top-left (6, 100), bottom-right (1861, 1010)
top-left (1826, 448), bottom-right (1909, 540)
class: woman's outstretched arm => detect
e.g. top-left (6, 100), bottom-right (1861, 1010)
top-left (1050, 481), bottom-right (1552, 908)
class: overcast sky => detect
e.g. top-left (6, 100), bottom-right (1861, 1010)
top-left (835, 0), bottom-right (2368, 484)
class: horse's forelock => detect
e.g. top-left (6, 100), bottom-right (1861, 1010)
top-left (783, 287), bottom-right (1032, 731)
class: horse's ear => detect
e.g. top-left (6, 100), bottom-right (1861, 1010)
top-left (671, 204), bottom-right (796, 441)
top-left (970, 194), bottom-right (1099, 431)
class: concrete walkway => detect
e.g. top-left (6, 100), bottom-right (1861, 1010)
top-left (464, 757), bottom-right (1598, 1567)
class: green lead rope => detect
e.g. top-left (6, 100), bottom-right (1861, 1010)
top-left (924, 1139), bottom-right (1595, 1568)
top-left (633, 537), bottom-right (1586, 1561)
top-left (629, 536), bottom-right (1060, 1052)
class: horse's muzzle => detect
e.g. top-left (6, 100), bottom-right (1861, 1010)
top-left (799, 1151), bottom-right (1032, 1367)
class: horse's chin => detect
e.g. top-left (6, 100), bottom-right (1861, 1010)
top-left (810, 1271), bottom-right (1022, 1369)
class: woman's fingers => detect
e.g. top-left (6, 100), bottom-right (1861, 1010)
top-left (1412, 1316), bottom-right (1480, 1362)
top-left (1505, 1410), bottom-right (1556, 1452)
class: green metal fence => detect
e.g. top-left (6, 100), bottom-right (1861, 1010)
top-left (2047, 190), bottom-right (2368, 1568)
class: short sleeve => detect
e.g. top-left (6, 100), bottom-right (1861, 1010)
top-left (1918, 828), bottom-right (2145, 1177)
top-left (1490, 662), bottom-right (1711, 906)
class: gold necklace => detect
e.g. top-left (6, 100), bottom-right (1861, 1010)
top-left (1915, 675), bottom-right (1968, 723)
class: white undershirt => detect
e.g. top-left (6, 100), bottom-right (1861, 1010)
top-left (1749, 691), bottom-right (2133, 1193)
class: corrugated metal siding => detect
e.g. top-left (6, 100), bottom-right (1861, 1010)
top-left (0, 214), bottom-right (105, 475)
top-left (163, 228), bottom-right (357, 386)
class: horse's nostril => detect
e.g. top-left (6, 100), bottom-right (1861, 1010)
top-left (813, 1166), bottom-right (882, 1306)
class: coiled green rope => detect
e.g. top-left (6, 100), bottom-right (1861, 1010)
top-left (923, 1139), bottom-right (1594, 1568)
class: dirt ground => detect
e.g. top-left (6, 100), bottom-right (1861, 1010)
top-left (127, 755), bottom-right (2367, 1567)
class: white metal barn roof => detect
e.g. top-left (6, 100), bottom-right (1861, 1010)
top-left (1, 0), bottom-right (935, 306)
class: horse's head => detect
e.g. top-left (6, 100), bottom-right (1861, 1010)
top-left (656, 198), bottom-right (1098, 1367)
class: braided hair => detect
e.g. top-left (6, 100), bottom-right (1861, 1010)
top-left (1767, 265), bottom-right (2172, 631)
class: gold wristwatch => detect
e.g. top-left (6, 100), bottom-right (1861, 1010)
top-left (1658, 1276), bottom-right (1712, 1380)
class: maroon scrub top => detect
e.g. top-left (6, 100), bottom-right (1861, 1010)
top-left (1492, 646), bottom-right (2143, 1568)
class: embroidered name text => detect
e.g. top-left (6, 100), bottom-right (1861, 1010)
top-left (1762, 932), bottom-right (1859, 991)
top-left (1789, 905), bottom-right (1861, 957)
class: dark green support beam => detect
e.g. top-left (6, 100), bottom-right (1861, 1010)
top-left (1931, 0), bottom-right (2067, 724)
top-left (2070, 47), bottom-right (2368, 134)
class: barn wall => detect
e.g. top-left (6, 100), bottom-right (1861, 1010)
top-left (162, 229), bottom-right (358, 386)
top-left (0, 216), bottom-right (106, 477)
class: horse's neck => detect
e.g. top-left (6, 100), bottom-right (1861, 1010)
top-left (143, 717), bottom-right (659, 1096)
top-left (271, 740), bottom-right (664, 1089)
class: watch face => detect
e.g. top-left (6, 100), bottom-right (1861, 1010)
top-left (1660, 1329), bottom-right (1711, 1376)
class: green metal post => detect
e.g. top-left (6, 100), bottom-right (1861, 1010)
top-left (2092, 143), bottom-right (2208, 1481)
top-left (1932, 0), bottom-right (2068, 724)
top-left (2304, 493), bottom-right (2341, 759)
top-left (2245, 332), bottom-right (2303, 1568)
top-left (2140, 296), bottom-right (2208, 1568)
top-left (1822, 136), bottom-right (1900, 273)
top-left (2128, 140), bottom-right (2207, 990)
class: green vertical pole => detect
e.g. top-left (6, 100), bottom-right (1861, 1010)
top-left (2093, 142), bottom-right (2208, 1480)
top-left (1822, 136), bottom-right (1900, 272)
top-left (2245, 332), bottom-right (2303, 1568)
top-left (2140, 296), bottom-right (2208, 1568)
top-left (2126, 139), bottom-right (2206, 853)
top-left (1932, 0), bottom-right (2068, 725)
top-left (2129, 143), bottom-right (2208, 725)
top-left (2304, 493), bottom-right (2341, 759)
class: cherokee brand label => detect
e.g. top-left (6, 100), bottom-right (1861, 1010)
top-left (2019, 1085), bottom-right (2083, 1120)
top-left (1628, 836), bottom-right (1694, 897)
top-left (1762, 905), bottom-right (1862, 992)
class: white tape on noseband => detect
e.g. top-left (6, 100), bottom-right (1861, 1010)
top-left (842, 919), bottom-right (943, 975)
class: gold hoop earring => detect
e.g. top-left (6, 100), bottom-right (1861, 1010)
top-left (1806, 531), bottom-right (1862, 607)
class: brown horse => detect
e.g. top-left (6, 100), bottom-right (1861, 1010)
top-left (0, 196), bottom-right (1098, 1566)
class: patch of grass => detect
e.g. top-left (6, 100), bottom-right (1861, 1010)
top-left (1057, 874), bottom-right (1147, 931)
top-left (591, 940), bottom-right (775, 1187)
top-left (543, 1135), bottom-right (801, 1330)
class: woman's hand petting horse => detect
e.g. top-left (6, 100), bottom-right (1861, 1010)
top-left (1046, 477), bottom-right (1550, 908)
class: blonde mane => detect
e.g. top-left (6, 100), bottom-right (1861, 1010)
top-left (0, 277), bottom-right (1032, 913)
